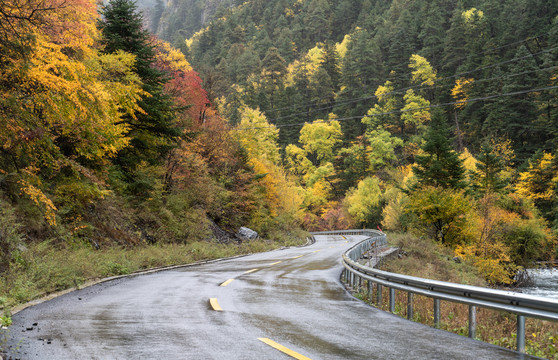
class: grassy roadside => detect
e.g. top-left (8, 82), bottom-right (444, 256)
top-left (352, 233), bottom-right (558, 359)
top-left (0, 234), bottom-right (308, 323)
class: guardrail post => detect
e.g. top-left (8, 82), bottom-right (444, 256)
top-left (389, 288), bottom-right (395, 313)
top-left (407, 292), bottom-right (414, 320)
top-left (433, 298), bottom-right (440, 328)
top-left (517, 315), bottom-right (525, 353)
top-left (376, 284), bottom-right (383, 306)
top-left (468, 305), bottom-right (476, 339)
top-left (367, 279), bottom-right (373, 297)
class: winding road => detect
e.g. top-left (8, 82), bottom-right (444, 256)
top-left (7, 235), bottom-right (535, 359)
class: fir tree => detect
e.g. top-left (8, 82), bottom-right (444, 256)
top-left (413, 110), bottom-right (466, 189)
top-left (472, 142), bottom-right (506, 196)
top-left (98, 0), bottom-right (179, 180)
top-left (484, 45), bottom-right (542, 161)
top-left (320, 41), bottom-right (341, 90)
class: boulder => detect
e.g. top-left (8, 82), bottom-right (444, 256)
top-left (238, 227), bottom-right (258, 241)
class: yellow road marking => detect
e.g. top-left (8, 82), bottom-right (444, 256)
top-left (258, 338), bottom-right (312, 360)
top-left (291, 255), bottom-right (304, 259)
top-left (341, 235), bottom-right (346, 240)
top-left (270, 261), bottom-right (282, 265)
top-left (220, 279), bottom-right (234, 287)
top-left (243, 268), bottom-right (259, 274)
top-left (312, 250), bottom-right (321, 253)
top-left (209, 298), bottom-right (223, 311)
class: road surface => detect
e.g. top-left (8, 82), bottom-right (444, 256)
top-left (6, 235), bottom-right (535, 359)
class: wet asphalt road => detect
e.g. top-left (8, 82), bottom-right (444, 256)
top-left (6, 235), bottom-right (537, 359)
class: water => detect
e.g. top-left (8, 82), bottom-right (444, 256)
top-left (519, 268), bottom-right (558, 300)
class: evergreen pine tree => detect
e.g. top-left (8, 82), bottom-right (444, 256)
top-left (413, 110), bottom-right (466, 189)
top-left (441, 4), bottom-right (467, 75)
top-left (418, 0), bottom-right (447, 68)
top-left (484, 45), bottom-right (542, 161)
top-left (336, 29), bottom-right (383, 140)
top-left (98, 0), bottom-right (179, 178)
top-left (261, 47), bottom-right (287, 111)
top-left (320, 41), bottom-right (341, 90)
top-left (472, 142), bottom-right (506, 196)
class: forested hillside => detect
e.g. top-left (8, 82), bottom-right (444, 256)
top-left (152, 0), bottom-right (558, 284)
top-left (0, 0), bottom-right (308, 312)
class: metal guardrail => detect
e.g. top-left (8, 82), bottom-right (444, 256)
top-left (313, 230), bottom-right (558, 353)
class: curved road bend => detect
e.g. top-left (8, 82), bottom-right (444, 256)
top-left (7, 235), bottom-right (536, 359)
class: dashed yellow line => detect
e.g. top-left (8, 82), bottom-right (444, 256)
top-left (220, 279), bottom-right (234, 287)
top-left (341, 235), bottom-right (347, 240)
top-left (243, 268), bottom-right (259, 274)
top-left (291, 255), bottom-right (304, 259)
top-left (209, 298), bottom-right (223, 311)
top-left (270, 261), bottom-right (282, 265)
top-left (258, 338), bottom-right (312, 360)
top-left (312, 250), bottom-right (321, 253)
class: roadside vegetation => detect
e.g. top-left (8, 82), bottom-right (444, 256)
top-left (0, 231), bottom-right (306, 313)
top-left (351, 233), bottom-right (558, 359)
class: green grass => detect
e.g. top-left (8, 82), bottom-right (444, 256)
top-left (0, 235), bottom-right (307, 312)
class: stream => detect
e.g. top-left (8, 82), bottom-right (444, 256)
top-left (518, 268), bottom-right (558, 300)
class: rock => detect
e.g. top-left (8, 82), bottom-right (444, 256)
top-left (237, 227), bottom-right (258, 241)
top-left (32, 323), bottom-right (38, 326)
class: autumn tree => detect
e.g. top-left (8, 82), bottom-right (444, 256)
top-left (344, 176), bottom-right (384, 228)
top-left (0, 0), bottom-right (145, 225)
top-left (234, 107), bottom-right (304, 220)
top-left (285, 117), bottom-right (343, 215)
top-left (406, 186), bottom-right (471, 245)
top-left (364, 80), bottom-right (402, 136)
top-left (515, 152), bottom-right (558, 225)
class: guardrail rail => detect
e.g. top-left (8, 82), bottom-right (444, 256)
top-left (314, 230), bottom-right (558, 353)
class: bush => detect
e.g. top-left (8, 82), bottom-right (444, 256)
top-left (406, 186), bottom-right (472, 246)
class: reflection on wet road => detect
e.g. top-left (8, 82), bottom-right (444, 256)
top-left (7, 235), bottom-right (535, 359)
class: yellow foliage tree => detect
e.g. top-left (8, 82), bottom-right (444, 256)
top-left (344, 176), bottom-right (384, 227)
top-left (515, 152), bottom-right (557, 202)
top-left (409, 54), bottom-right (437, 86)
top-left (451, 77), bottom-right (474, 109)
top-left (0, 0), bottom-right (144, 226)
top-left (234, 107), bottom-right (304, 219)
